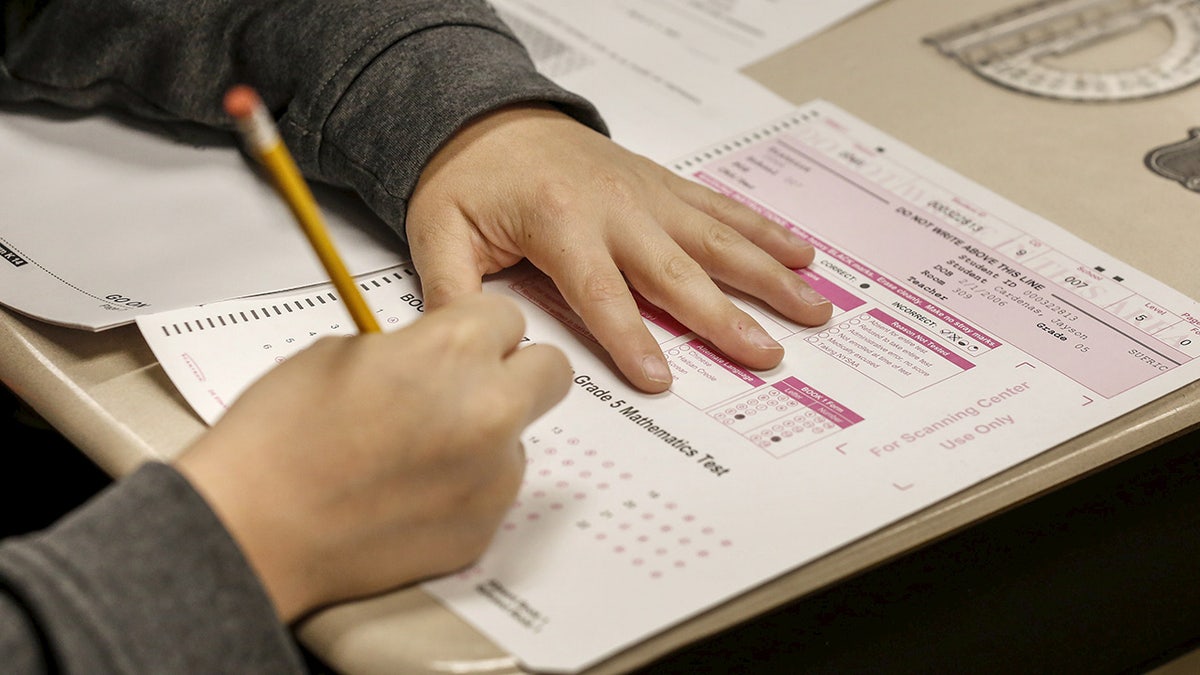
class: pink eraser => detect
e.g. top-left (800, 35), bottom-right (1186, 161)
top-left (223, 85), bottom-right (261, 120)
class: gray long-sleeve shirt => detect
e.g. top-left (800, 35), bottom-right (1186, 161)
top-left (0, 1), bottom-right (605, 671)
top-left (0, 463), bottom-right (304, 672)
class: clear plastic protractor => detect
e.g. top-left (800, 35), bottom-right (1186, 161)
top-left (925, 0), bottom-right (1200, 102)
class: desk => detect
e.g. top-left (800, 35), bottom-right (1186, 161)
top-left (3, 1), bottom-right (1200, 672)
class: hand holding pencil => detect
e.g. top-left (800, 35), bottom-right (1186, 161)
top-left (224, 85), bottom-right (381, 334)
top-left (189, 86), bottom-right (571, 620)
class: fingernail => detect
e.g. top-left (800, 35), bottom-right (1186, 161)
top-left (799, 284), bottom-right (830, 307)
top-left (748, 327), bottom-right (782, 352)
top-left (786, 230), bottom-right (814, 249)
top-left (642, 354), bottom-right (672, 385)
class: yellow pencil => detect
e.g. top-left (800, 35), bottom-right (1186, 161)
top-left (224, 85), bottom-right (381, 333)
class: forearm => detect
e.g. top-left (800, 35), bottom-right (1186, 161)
top-left (0, 462), bottom-right (302, 673)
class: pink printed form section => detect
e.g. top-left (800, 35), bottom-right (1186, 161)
top-left (666, 339), bottom-right (765, 408)
top-left (805, 308), bottom-right (973, 397)
top-left (796, 267), bottom-right (865, 312)
top-left (691, 131), bottom-right (1188, 398)
top-left (707, 376), bottom-right (863, 458)
top-left (693, 171), bottom-right (999, 355)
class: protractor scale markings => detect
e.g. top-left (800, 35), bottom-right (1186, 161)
top-left (925, 0), bottom-right (1200, 101)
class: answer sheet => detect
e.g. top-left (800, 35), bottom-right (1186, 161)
top-left (138, 101), bottom-right (1200, 673)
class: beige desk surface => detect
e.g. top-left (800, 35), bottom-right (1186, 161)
top-left (4, 1), bottom-right (1200, 673)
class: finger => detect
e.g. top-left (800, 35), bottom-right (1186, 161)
top-left (669, 175), bottom-right (816, 269)
top-left (536, 250), bottom-right (673, 393)
top-left (420, 293), bottom-right (528, 358)
top-left (408, 210), bottom-right (486, 310)
top-left (666, 211), bottom-right (833, 327)
top-left (616, 234), bottom-right (786, 371)
top-left (504, 342), bottom-right (573, 422)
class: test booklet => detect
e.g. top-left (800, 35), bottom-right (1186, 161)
top-left (138, 101), bottom-right (1200, 673)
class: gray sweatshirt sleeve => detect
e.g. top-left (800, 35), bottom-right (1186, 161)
top-left (0, 0), bottom-right (607, 235)
top-left (0, 461), bottom-right (304, 674)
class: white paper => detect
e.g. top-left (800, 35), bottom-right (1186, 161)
top-left (139, 101), bottom-right (1200, 673)
top-left (496, 0), bottom-right (880, 69)
top-left (493, 0), bottom-right (797, 163)
top-left (0, 107), bottom-right (408, 330)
